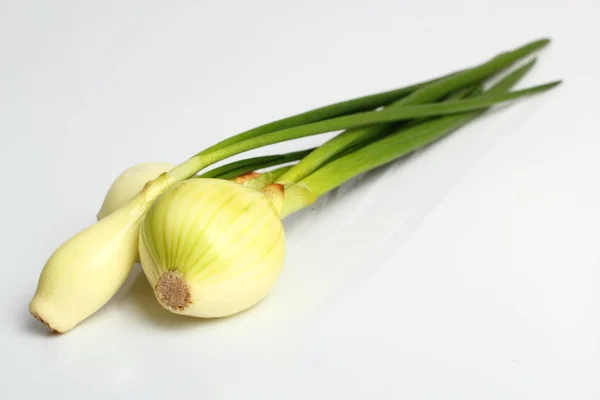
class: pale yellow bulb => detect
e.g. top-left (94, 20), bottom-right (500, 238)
top-left (138, 178), bottom-right (286, 318)
top-left (97, 162), bottom-right (175, 220)
top-left (29, 173), bottom-right (175, 333)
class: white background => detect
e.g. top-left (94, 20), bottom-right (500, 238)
top-left (1, 0), bottom-right (598, 399)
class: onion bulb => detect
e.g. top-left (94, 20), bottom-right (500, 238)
top-left (138, 178), bottom-right (286, 317)
top-left (97, 162), bottom-right (175, 220)
top-left (29, 173), bottom-right (175, 332)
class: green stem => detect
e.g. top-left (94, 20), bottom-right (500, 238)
top-left (277, 84), bottom-right (484, 184)
top-left (297, 54), bottom-right (547, 199)
top-left (168, 80), bottom-right (559, 181)
top-left (237, 86), bottom-right (484, 209)
top-left (236, 165), bottom-right (294, 190)
top-left (301, 116), bottom-right (478, 197)
top-left (198, 148), bottom-right (314, 180)
top-left (275, 39), bottom-right (548, 184)
top-left (443, 84), bottom-right (484, 101)
top-left (392, 39), bottom-right (548, 105)
top-left (200, 75), bottom-right (459, 155)
top-left (329, 83), bottom-right (485, 162)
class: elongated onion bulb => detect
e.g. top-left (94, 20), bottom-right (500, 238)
top-left (97, 162), bottom-right (175, 220)
top-left (29, 173), bottom-right (175, 332)
top-left (138, 178), bottom-right (286, 318)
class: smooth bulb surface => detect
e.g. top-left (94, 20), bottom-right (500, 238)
top-left (97, 162), bottom-right (175, 220)
top-left (29, 173), bottom-right (175, 333)
top-left (139, 178), bottom-right (286, 318)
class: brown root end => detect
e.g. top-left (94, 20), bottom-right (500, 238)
top-left (30, 311), bottom-right (61, 334)
top-left (234, 171), bottom-right (260, 184)
top-left (265, 183), bottom-right (284, 195)
top-left (155, 271), bottom-right (192, 312)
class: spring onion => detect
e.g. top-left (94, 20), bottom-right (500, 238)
top-left (28, 38), bottom-right (560, 333)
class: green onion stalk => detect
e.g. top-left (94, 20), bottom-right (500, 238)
top-left (29, 39), bottom-right (560, 333)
